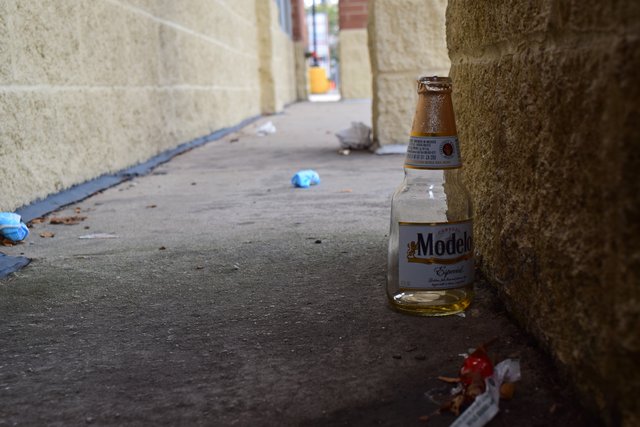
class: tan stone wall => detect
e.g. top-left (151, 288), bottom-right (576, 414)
top-left (339, 29), bottom-right (372, 99)
top-left (0, 0), bottom-right (297, 212)
top-left (447, 1), bottom-right (640, 424)
top-left (272, 19), bottom-right (296, 110)
top-left (368, 0), bottom-right (450, 146)
top-left (293, 41), bottom-right (309, 101)
top-left (257, 0), bottom-right (296, 114)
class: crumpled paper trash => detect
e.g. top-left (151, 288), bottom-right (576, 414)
top-left (291, 170), bottom-right (320, 188)
top-left (336, 122), bottom-right (372, 150)
top-left (256, 121), bottom-right (276, 136)
top-left (451, 359), bottom-right (521, 427)
top-left (0, 212), bottom-right (29, 242)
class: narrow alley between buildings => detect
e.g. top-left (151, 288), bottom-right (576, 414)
top-left (0, 100), bottom-right (590, 426)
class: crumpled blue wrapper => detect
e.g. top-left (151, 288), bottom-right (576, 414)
top-left (0, 212), bottom-right (29, 242)
top-left (291, 170), bottom-right (321, 188)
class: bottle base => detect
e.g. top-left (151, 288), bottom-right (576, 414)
top-left (387, 286), bottom-right (473, 317)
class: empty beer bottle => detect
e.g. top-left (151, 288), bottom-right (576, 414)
top-left (387, 76), bottom-right (474, 316)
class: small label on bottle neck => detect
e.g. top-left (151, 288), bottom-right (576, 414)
top-left (405, 136), bottom-right (462, 169)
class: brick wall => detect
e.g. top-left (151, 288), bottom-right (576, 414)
top-left (291, 0), bottom-right (307, 43)
top-left (339, 0), bottom-right (368, 30)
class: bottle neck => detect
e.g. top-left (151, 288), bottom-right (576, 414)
top-left (410, 91), bottom-right (457, 136)
top-left (404, 77), bottom-right (462, 170)
top-left (403, 167), bottom-right (462, 179)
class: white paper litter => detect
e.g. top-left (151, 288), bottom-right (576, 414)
top-left (78, 233), bottom-right (118, 239)
top-left (256, 121), bottom-right (276, 136)
top-left (374, 144), bottom-right (408, 155)
top-left (336, 122), bottom-right (372, 150)
top-left (450, 359), bottom-right (521, 427)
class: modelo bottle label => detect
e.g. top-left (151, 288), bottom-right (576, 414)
top-left (398, 220), bottom-right (474, 290)
top-left (405, 136), bottom-right (461, 169)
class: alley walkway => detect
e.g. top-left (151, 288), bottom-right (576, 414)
top-left (0, 101), bottom-right (590, 426)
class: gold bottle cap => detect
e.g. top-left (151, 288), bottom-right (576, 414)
top-left (417, 76), bottom-right (452, 93)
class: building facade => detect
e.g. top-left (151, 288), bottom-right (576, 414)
top-left (0, 0), bottom-right (304, 212)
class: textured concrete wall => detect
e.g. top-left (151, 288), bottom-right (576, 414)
top-left (257, 0), bottom-right (296, 113)
top-left (291, 0), bottom-right (309, 100)
top-left (339, 0), bottom-right (371, 99)
top-left (368, 0), bottom-right (450, 146)
top-left (0, 0), bottom-right (297, 212)
top-left (339, 29), bottom-right (372, 99)
top-left (293, 41), bottom-right (309, 101)
top-left (272, 17), bottom-right (296, 110)
top-left (447, 1), bottom-right (640, 424)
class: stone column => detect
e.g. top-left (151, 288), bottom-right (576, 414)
top-left (256, 0), bottom-right (296, 114)
top-left (368, 0), bottom-right (450, 147)
top-left (291, 0), bottom-right (309, 100)
top-left (338, 0), bottom-right (372, 99)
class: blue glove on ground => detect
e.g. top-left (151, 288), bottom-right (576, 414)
top-left (0, 212), bottom-right (29, 242)
top-left (291, 170), bottom-right (321, 188)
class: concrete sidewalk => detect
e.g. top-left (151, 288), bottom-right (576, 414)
top-left (0, 101), bottom-right (591, 426)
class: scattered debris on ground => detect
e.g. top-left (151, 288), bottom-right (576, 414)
top-left (336, 122), bottom-right (372, 150)
top-left (78, 233), bottom-right (118, 239)
top-left (49, 215), bottom-right (87, 225)
top-left (420, 341), bottom-right (521, 426)
top-left (28, 217), bottom-right (46, 226)
top-left (256, 121), bottom-right (276, 136)
top-left (291, 170), bottom-right (320, 188)
top-left (0, 212), bottom-right (29, 242)
top-left (0, 237), bottom-right (19, 247)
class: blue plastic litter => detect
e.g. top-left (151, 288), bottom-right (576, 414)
top-left (291, 170), bottom-right (320, 188)
top-left (0, 212), bottom-right (29, 242)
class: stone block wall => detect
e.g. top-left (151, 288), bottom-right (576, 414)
top-left (257, 0), bottom-right (297, 114)
top-left (338, 29), bottom-right (371, 99)
top-left (291, 0), bottom-right (309, 100)
top-left (447, 1), bottom-right (640, 424)
top-left (0, 0), bottom-right (297, 212)
top-left (338, 0), bottom-right (372, 99)
top-left (367, 0), bottom-right (450, 146)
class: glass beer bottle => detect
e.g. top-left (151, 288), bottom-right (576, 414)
top-left (387, 76), bottom-right (474, 316)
